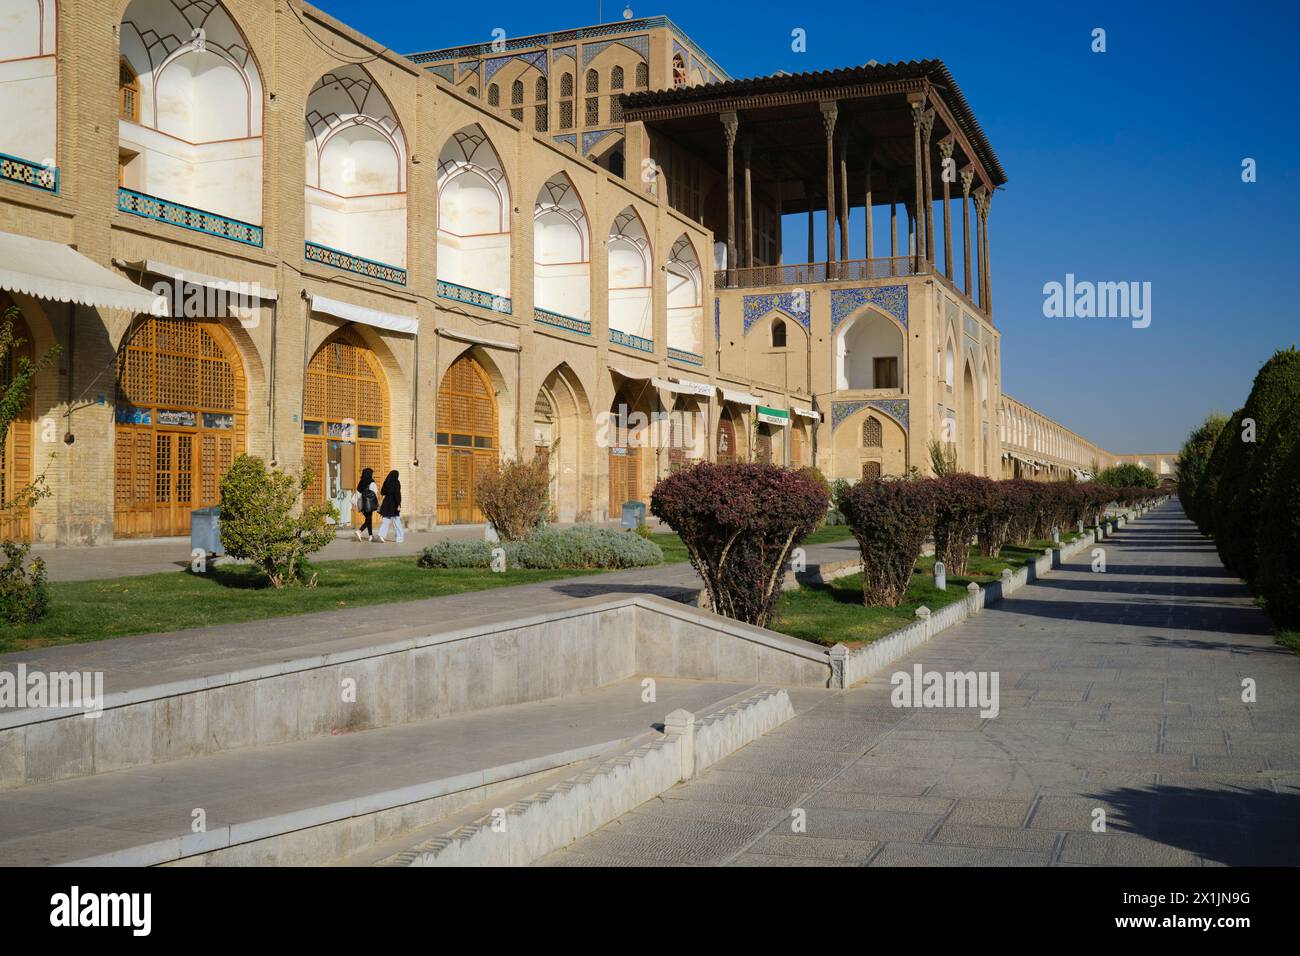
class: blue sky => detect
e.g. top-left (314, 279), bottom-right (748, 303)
top-left (315, 0), bottom-right (1299, 454)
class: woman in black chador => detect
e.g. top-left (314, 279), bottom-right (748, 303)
top-left (376, 470), bottom-right (404, 543)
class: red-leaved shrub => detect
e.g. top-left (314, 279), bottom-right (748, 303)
top-left (651, 463), bottom-right (828, 628)
top-left (933, 474), bottom-right (997, 576)
top-left (839, 477), bottom-right (937, 607)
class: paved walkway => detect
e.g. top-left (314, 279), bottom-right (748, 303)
top-left (540, 502), bottom-right (1300, 867)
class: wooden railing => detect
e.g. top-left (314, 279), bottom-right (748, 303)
top-left (714, 256), bottom-right (924, 289)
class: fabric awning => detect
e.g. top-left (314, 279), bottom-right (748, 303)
top-left (311, 293), bottom-right (418, 335)
top-left (719, 387), bottom-right (764, 405)
top-left (653, 376), bottom-right (713, 396)
top-left (116, 259), bottom-right (279, 300)
top-left (0, 231), bottom-right (165, 315)
top-left (610, 365), bottom-right (652, 381)
top-left (438, 327), bottom-right (517, 351)
top-left (792, 406), bottom-right (821, 421)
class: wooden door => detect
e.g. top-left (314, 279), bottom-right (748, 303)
top-left (608, 445), bottom-right (640, 515)
top-left (717, 411), bottom-right (736, 464)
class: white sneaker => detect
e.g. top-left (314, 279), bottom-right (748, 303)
top-left (354, 530), bottom-right (363, 542)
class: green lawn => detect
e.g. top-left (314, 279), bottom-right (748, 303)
top-left (1277, 631), bottom-right (1300, 657)
top-left (771, 541), bottom-right (1049, 648)
top-left (0, 559), bottom-right (601, 653)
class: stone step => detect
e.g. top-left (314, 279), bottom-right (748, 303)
top-left (0, 677), bottom-right (758, 867)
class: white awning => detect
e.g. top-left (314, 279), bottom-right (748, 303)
top-left (311, 293), bottom-right (418, 335)
top-left (792, 406), bottom-right (821, 421)
top-left (719, 387), bottom-right (764, 406)
top-left (438, 327), bottom-right (518, 351)
top-left (610, 365), bottom-right (652, 381)
top-left (653, 376), bottom-right (713, 396)
top-left (0, 231), bottom-right (165, 315)
top-left (116, 259), bottom-right (278, 300)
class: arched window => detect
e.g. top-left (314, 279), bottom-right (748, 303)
top-left (535, 76), bottom-right (548, 100)
top-left (511, 80), bottom-right (523, 105)
top-left (672, 53), bottom-right (686, 86)
top-left (586, 69), bottom-right (599, 93)
top-left (635, 63), bottom-right (648, 88)
top-left (837, 309), bottom-right (904, 390)
top-left (771, 319), bottom-right (787, 348)
top-left (487, 84), bottom-right (499, 106)
top-left (534, 172), bottom-right (590, 322)
top-left (438, 125), bottom-right (512, 300)
top-left (608, 207), bottom-right (653, 343)
top-left (561, 72), bottom-right (573, 96)
top-left (305, 64), bottom-right (408, 277)
top-left (666, 234), bottom-right (702, 356)
top-left (118, 0), bottom-right (265, 232)
top-left (119, 59), bottom-right (141, 121)
top-left (944, 340), bottom-right (955, 385)
top-left (863, 416), bottom-right (883, 448)
top-left (610, 65), bottom-right (624, 90)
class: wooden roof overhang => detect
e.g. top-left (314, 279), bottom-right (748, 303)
top-left (623, 61), bottom-right (1005, 215)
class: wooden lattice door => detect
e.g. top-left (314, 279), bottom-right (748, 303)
top-left (113, 317), bottom-right (246, 538)
top-left (302, 331), bottom-right (390, 525)
top-left (0, 306), bottom-right (34, 542)
top-left (717, 409), bottom-right (737, 465)
top-left (436, 354), bottom-right (498, 524)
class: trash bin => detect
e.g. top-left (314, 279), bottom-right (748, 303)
top-left (190, 506), bottom-right (225, 556)
top-left (620, 501), bottom-right (646, 530)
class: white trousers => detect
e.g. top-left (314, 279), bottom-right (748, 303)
top-left (378, 515), bottom-right (405, 542)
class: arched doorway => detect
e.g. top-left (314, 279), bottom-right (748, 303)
top-left (436, 352), bottom-right (498, 524)
top-left (302, 329), bottom-right (390, 522)
top-left (607, 387), bottom-right (648, 515)
top-left (0, 300), bottom-right (35, 542)
top-left (717, 405), bottom-right (738, 464)
top-left (754, 423), bottom-right (775, 464)
top-left (535, 364), bottom-right (591, 522)
top-left (114, 315), bottom-right (247, 538)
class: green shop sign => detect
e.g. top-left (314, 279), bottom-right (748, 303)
top-left (756, 406), bottom-right (790, 426)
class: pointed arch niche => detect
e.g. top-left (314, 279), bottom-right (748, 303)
top-left (304, 65), bottom-right (408, 284)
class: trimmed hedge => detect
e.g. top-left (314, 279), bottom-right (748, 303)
top-left (1258, 436), bottom-right (1300, 629)
top-left (1177, 412), bottom-right (1228, 527)
top-left (417, 526), bottom-right (662, 571)
top-left (1217, 348), bottom-right (1300, 584)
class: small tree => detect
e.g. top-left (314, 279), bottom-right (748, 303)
top-left (1096, 462), bottom-right (1157, 489)
top-left (927, 438), bottom-right (958, 477)
top-left (651, 463), bottom-right (827, 628)
top-left (0, 309), bottom-right (59, 625)
top-left (1176, 412), bottom-right (1227, 525)
top-left (840, 477), bottom-right (938, 607)
top-left (475, 456), bottom-right (550, 542)
top-left (218, 455), bottom-right (336, 588)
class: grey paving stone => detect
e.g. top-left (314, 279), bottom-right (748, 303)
top-left (747, 833), bottom-right (880, 862)
top-left (868, 841), bottom-right (1053, 867)
top-left (930, 823), bottom-right (1061, 852)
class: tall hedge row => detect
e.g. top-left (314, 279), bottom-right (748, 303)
top-left (1177, 348), bottom-right (1300, 630)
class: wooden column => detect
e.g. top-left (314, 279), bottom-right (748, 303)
top-left (721, 111), bottom-right (738, 286)
top-left (938, 137), bottom-right (954, 280)
top-left (820, 101), bottom-right (838, 277)
top-left (960, 166), bottom-right (974, 298)
top-left (922, 108), bottom-right (935, 265)
top-left (742, 137), bottom-right (754, 269)
top-left (838, 138), bottom-right (850, 262)
top-left (889, 176), bottom-right (898, 276)
top-left (864, 149), bottom-right (874, 265)
top-left (806, 199), bottom-right (815, 264)
top-left (981, 190), bottom-right (993, 313)
top-left (908, 95), bottom-right (927, 273)
top-left (973, 184), bottom-right (987, 310)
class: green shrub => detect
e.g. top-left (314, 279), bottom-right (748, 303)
top-left (0, 541), bottom-right (49, 625)
top-left (632, 521), bottom-right (655, 540)
top-left (1258, 436), bottom-right (1300, 629)
top-left (1193, 409), bottom-right (1241, 536)
top-left (512, 526), bottom-right (662, 569)
top-left (1217, 349), bottom-right (1300, 584)
top-left (474, 456), bottom-right (549, 542)
top-left (1176, 412), bottom-right (1228, 525)
top-left (1096, 463), bottom-right (1157, 489)
top-left (417, 539), bottom-right (495, 569)
top-left (218, 455), bottom-right (336, 588)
